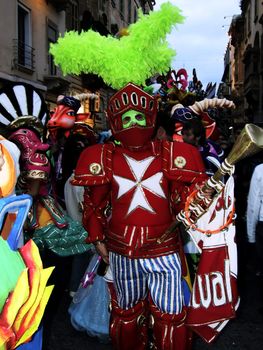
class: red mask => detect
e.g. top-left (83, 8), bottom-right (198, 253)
top-left (107, 83), bottom-right (158, 148)
top-left (48, 104), bottom-right (76, 139)
top-left (9, 128), bottom-right (50, 181)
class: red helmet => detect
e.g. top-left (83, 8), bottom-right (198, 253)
top-left (107, 83), bottom-right (158, 148)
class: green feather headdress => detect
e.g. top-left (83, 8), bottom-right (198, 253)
top-left (50, 2), bottom-right (184, 90)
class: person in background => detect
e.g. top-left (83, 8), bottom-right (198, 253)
top-left (182, 118), bottom-right (222, 177)
top-left (154, 109), bottom-right (175, 141)
top-left (247, 163), bottom-right (263, 278)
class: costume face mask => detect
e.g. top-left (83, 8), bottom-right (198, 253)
top-left (9, 128), bottom-right (50, 181)
top-left (121, 110), bottom-right (146, 129)
top-left (107, 83), bottom-right (158, 148)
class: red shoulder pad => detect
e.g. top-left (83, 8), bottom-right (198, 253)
top-left (162, 141), bottom-right (207, 183)
top-left (71, 143), bottom-right (113, 186)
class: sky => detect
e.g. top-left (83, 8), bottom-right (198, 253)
top-left (154, 0), bottom-right (241, 89)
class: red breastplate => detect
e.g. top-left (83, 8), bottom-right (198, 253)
top-left (106, 146), bottom-right (180, 258)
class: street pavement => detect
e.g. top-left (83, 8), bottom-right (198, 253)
top-left (43, 260), bottom-right (263, 350)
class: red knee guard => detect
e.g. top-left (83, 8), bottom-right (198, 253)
top-left (108, 284), bottom-right (149, 350)
top-left (149, 303), bottom-right (192, 350)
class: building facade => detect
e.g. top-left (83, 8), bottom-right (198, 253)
top-left (221, 0), bottom-right (263, 126)
top-left (0, 0), bottom-right (155, 131)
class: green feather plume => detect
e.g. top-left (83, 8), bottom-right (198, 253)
top-left (50, 2), bottom-right (184, 89)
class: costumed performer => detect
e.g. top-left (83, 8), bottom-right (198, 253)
top-left (50, 2), bottom-right (239, 349)
top-left (51, 3), bottom-right (202, 349)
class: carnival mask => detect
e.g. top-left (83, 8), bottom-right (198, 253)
top-left (121, 110), bottom-right (146, 129)
top-left (9, 128), bottom-right (50, 181)
top-left (47, 96), bottom-right (82, 139)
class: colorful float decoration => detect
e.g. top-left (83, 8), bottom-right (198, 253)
top-left (0, 83), bottom-right (91, 257)
top-left (0, 135), bottom-right (53, 350)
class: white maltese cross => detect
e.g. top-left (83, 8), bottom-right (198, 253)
top-left (113, 154), bottom-right (166, 216)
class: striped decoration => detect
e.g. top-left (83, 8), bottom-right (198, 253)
top-left (0, 83), bottom-right (47, 129)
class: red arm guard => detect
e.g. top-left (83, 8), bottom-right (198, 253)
top-left (72, 143), bottom-right (113, 186)
top-left (83, 185), bottom-right (110, 243)
top-left (71, 143), bottom-right (113, 243)
top-left (162, 140), bottom-right (208, 213)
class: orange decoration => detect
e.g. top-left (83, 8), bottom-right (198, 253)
top-left (184, 189), bottom-right (235, 235)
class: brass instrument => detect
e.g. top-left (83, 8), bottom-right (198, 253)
top-left (157, 123), bottom-right (263, 244)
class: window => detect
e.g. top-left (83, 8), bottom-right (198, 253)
top-left (247, 7), bottom-right (251, 35)
top-left (128, 0), bottom-right (132, 24)
top-left (17, 3), bottom-right (34, 69)
top-left (134, 7), bottom-right (137, 22)
top-left (99, 0), bottom-right (107, 12)
top-left (83, 94), bottom-right (100, 113)
top-left (66, 0), bottom-right (79, 31)
top-left (254, 0), bottom-right (258, 21)
top-left (120, 0), bottom-right (125, 17)
top-left (47, 22), bottom-right (58, 75)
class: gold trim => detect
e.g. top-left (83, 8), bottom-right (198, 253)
top-left (174, 156), bottom-right (186, 169)
top-left (89, 162), bottom-right (102, 175)
top-left (23, 170), bottom-right (48, 180)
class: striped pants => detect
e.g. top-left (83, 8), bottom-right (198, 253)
top-left (109, 252), bottom-right (183, 314)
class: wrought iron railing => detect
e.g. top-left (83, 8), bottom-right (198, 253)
top-left (13, 39), bottom-right (35, 71)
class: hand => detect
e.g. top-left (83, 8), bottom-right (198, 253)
top-left (94, 241), bottom-right (109, 264)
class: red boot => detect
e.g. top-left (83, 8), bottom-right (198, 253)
top-left (108, 284), bottom-right (149, 350)
top-left (149, 302), bottom-right (192, 350)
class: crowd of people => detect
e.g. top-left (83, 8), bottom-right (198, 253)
top-left (1, 2), bottom-right (263, 350)
top-left (0, 76), bottom-right (248, 350)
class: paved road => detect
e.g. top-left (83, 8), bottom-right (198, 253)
top-left (42, 260), bottom-right (263, 350)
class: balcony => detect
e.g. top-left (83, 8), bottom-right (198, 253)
top-left (13, 39), bottom-right (35, 73)
top-left (47, 0), bottom-right (68, 11)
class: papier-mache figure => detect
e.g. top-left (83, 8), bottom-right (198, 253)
top-left (50, 2), bottom-right (240, 349)
top-left (170, 98), bottom-right (234, 176)
top-left (0, 83), bottom-right (92, 257)
top-left (0, 136), bottom-right (54, 350)
top-left (0, 136), bottom-right (22, 244)
top-left (152, 69), bottom-right (235, 177)
top-left (47, 94), bottom-right (97, 205)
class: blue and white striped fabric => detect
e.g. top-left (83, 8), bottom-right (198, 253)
top-left (109, 252), bottom-right (183, 314)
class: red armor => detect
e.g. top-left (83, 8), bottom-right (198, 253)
top-left (73, 140), bottom-right (207, 258)
top-left (73, 83), bottom-right (208, 350)
top-left (149, 302), bottom-right (192, 350)
top-left (109, 283), bottom-right (149, 350)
